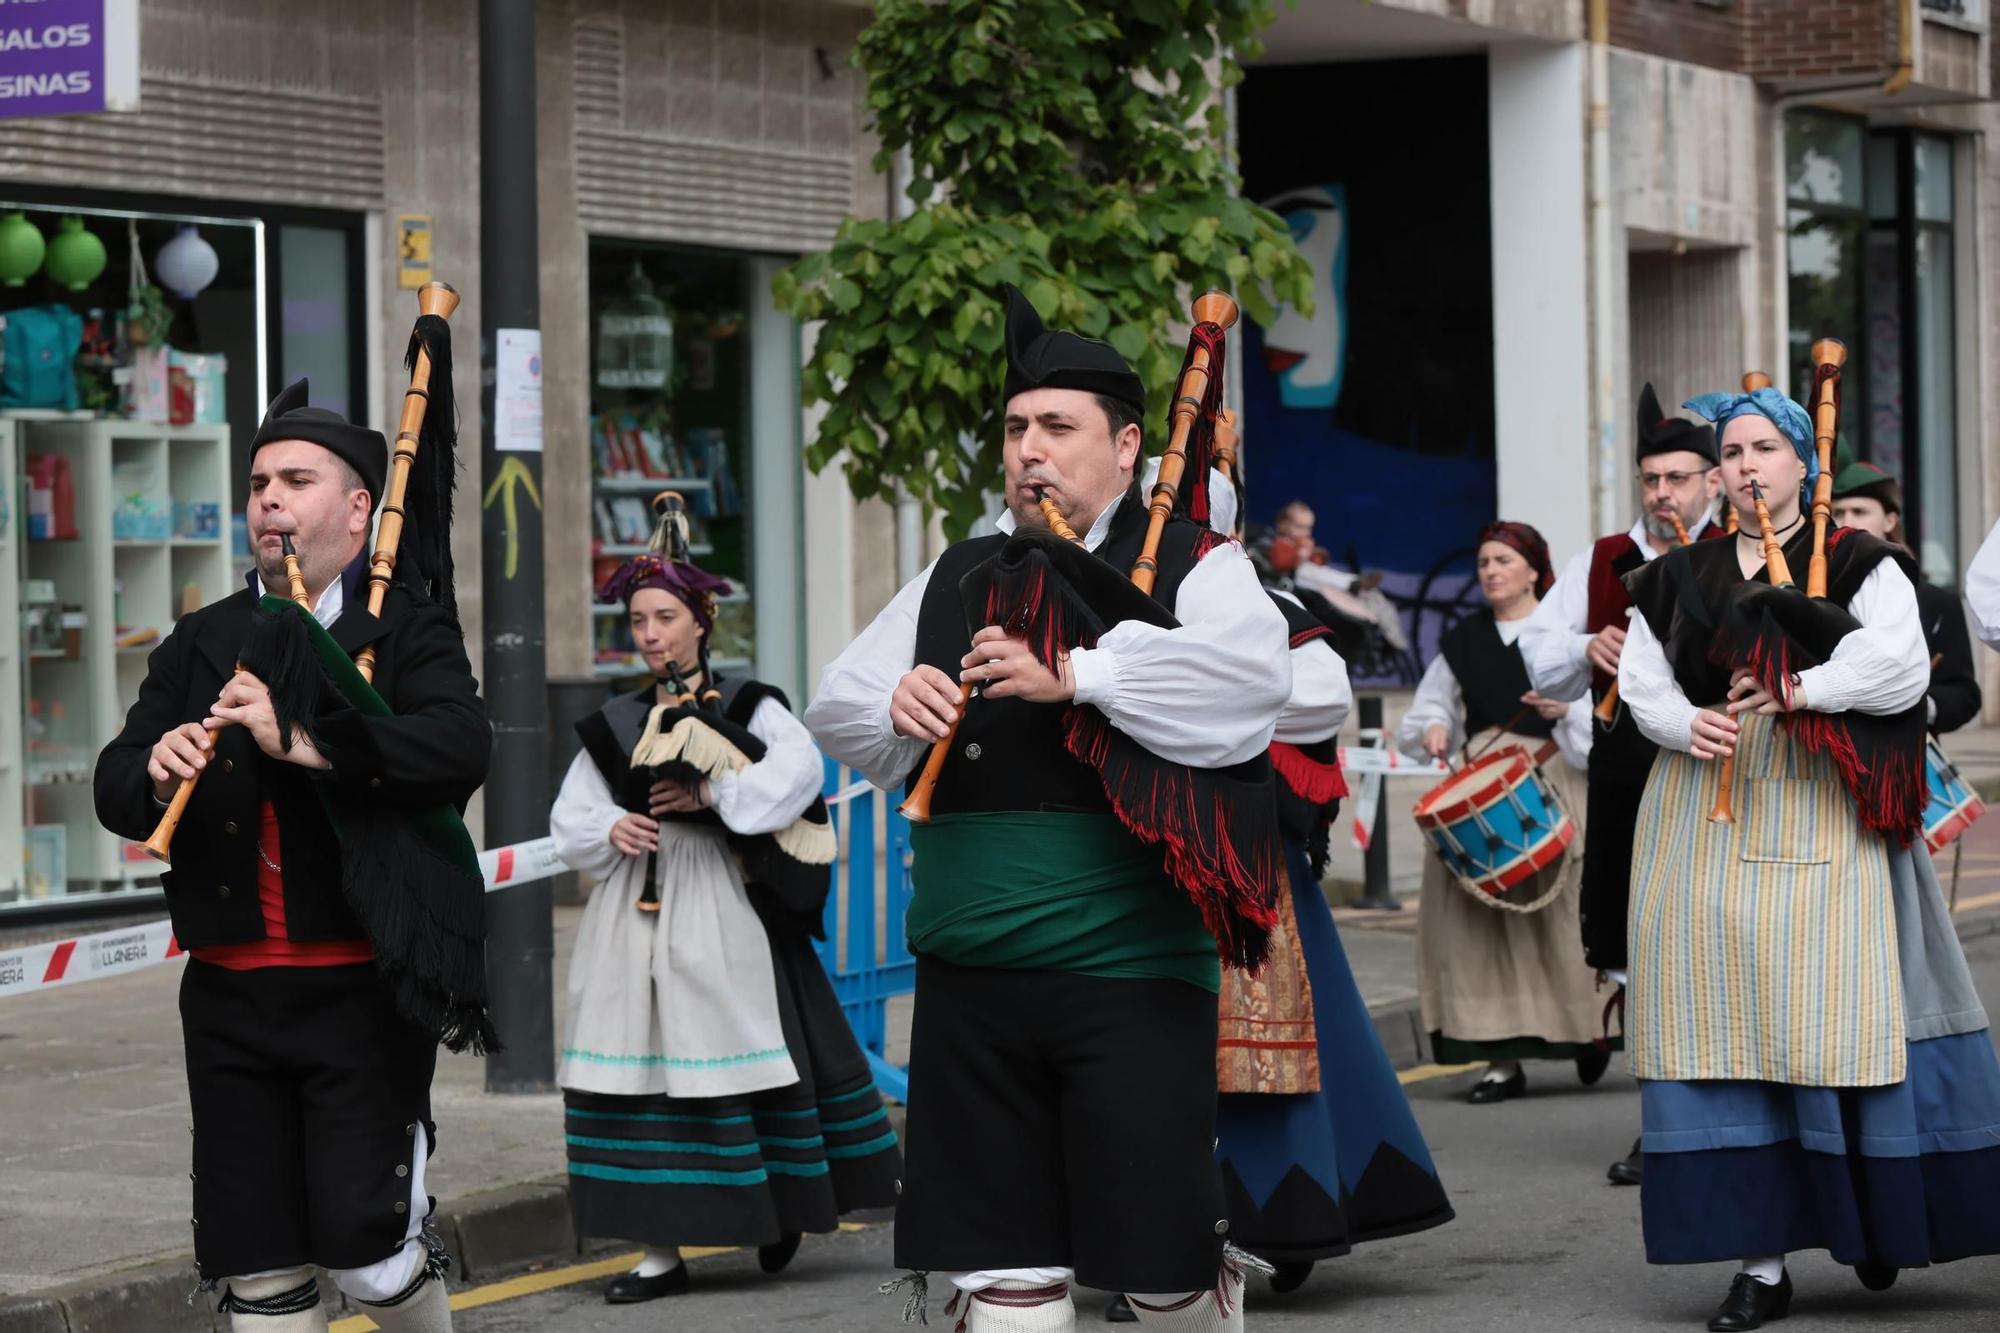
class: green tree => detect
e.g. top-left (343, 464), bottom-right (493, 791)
top-left (771, 0), bottom-right (1313, 538)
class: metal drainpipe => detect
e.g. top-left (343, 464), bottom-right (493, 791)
top-left (1884, 0), bottom-right (1916, 95)
top-left (1588, 0), bottom-right (1619, 538)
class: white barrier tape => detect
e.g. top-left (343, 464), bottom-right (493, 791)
top-left (1336, 746), bottom-right (1449, 777)
top-left (0, 918), bottom-right (180, 1000)
top-left (0, 779), bottom-right (900, 1000)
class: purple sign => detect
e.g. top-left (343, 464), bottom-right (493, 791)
top-left (1, 0), bottom-right (110, 119)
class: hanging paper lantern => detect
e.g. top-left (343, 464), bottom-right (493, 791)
top-left (44, 215), bottom-right (107, 291)
top-left (155, 225), bottom-right (219, 300)
top-left (0, 211), bottom-right (46, 287)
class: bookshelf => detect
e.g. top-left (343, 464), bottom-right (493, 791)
top-left (590, 410), bottom-right (748, 683)
top-left (10, 420), bottom-right (231, 902)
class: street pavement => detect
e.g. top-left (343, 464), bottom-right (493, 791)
top-left (447, 926), bottom-right (2000, 1332)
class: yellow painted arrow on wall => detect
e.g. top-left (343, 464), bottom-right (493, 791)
top-left (481, 455), bottom-right (543, 581)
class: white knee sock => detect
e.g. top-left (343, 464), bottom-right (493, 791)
top-left (954, 1278), bottom-right (1076, 1332)
top-left (632, 1247), bottom-right (682, 1278)
top-left (1479, 1060), bottom-right (1522, 1083)
top-left (1126, 1258), bottom-right (1250, 1333)
top-left (218, 1266), bottom-right (327, 1333)
top-left (1740, 1255), bottom-right (1786, 1286)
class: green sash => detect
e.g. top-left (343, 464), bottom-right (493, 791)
top-left (907, 811), bottom-right (1220, 994)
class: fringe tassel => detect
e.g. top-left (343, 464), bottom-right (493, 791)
top-left (332, 801), bottom-right (498, 1053)
top-left (402, 313), bottom-right (459, 616)
top-left (1719, 597), bottom-right (1928, 844)
top-left (238, 603), bottom-right (324, 754)
top-left (772, 813), bottom-right (838, 866)
top-left (1269, 741), bottom-right (1348, 805)
top-left (1063, 708), bottom-right (1282, 971)
top-left (879, 1271), bottom-right (930, 1325)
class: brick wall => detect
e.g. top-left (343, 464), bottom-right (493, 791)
top-left (1610, 0), bottom-right (1898, 82)
top-left (1610, 0), bottom-right (1746, 71)
top-left (1743, 0), bottom-right (1897, 81)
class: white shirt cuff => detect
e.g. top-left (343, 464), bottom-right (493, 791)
top-left (1068, 646), bottom-right (1113, 707)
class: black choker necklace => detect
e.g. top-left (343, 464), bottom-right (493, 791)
top-left (1740, 512), bottom-right (1803, 540)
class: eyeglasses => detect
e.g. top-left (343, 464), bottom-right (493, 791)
top-left (1637, 470), bottom-right (1706, 490)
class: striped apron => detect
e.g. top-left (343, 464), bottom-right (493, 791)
top-left (1627, 711), bottom-right (1905, 1087)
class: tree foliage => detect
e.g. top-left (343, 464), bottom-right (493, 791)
top-left (771, 0), bottom-right (1313, 538)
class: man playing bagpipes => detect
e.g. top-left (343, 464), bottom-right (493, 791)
top-left (806, 286), bottom-right (1291, 1331)
top-left (1519, 383), bottom-right (1723, 1187)
top-left (1615, 377), bottom-right (2000, 1331)
top-left (547, 494), bottom-right (899, 1305)
top-left (93, 313), bottom-right (490, 1333)
top-left (1828, 454), bottom-right (1982, 734)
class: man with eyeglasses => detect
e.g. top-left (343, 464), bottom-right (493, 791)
top-left (1520, 383), bottom-right (1723, 1188)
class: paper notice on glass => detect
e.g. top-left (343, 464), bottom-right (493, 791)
top-left (495, 328), bottom-right (543, 452)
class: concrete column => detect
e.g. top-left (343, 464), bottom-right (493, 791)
top-left (748, 254), bottom-right (806, 704)
top-left (1489, 42), bottom-right (1592, 563)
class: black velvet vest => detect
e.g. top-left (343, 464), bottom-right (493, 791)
top-left (906, 494), bottom-right (1208, 816)
top-left (1438, 610), bottom-right (1555, 739)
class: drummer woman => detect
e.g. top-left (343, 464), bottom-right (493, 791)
top-left (1398, 521), bottom-right (1609, 1104)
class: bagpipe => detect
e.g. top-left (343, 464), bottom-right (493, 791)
top-left (901, 292), bottom-right (1287, 970)
top-left (618, 492), bottom-right (837, 931)
top-left (145, 283), bottom-right (495, 1052)
top-left (1708, 342), bottom-right (1928, 841)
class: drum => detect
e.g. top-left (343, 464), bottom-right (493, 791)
top-left (1923, 739), bottom-right (1984, 854)
top-left (1412, 745), bottom-right (1575, 912)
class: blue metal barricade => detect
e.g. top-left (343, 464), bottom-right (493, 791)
top-left (814, 760), bottom-right (915, 1101)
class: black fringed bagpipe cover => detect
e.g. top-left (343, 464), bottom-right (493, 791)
top-left (1625, 522), bottom-right (1928, 843)
top-left (1266, 593), bottom-right (1349, 878)
top-left (951, 317), bottom-right (1287, 970)
top-left (579, 679), bottom-right (838, 938)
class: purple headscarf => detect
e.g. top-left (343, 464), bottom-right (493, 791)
top-left (597, 554), bottom-right (734, 633)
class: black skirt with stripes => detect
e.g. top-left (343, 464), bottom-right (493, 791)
top-left (564, 908), bottom-right (901, 1249)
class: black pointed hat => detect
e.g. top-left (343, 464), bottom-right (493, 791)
top-left (251, 378), bottom-right (389, 507)
top-left (1637, 382), bottom-right (1717, 465)
top-left (1002, 284), bottom-right (1145, 414)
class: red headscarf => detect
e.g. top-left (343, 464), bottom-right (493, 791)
top-left (1477, 521), bottom-right (1555, 598)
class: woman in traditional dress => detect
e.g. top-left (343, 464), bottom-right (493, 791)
top-left (1399, 522), bottom-right (1608, 1104)
top-left (1619, 386), bottom-right (2000, 1331)
top-left (549, 514), bottom-right (900, 1305)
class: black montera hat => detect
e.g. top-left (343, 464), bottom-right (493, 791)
top-left (1002, 284), bottom-right (1146, 415)
top-left (1637, 382), bottom-right (1717, 466)
top-left (251, 378), bottom-right (389, 507)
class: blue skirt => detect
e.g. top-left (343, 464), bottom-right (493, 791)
top-left (1641, 1029), bottom-right (2000, 1266)
top-left (1216, 842), bottom-right (1454, 1262)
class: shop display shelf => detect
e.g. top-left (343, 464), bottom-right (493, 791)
top-left (594, 541), bottom-right (714, 557)
top-left (594, 475), bottom-right (713, 494)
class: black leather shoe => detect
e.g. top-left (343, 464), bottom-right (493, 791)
top-left (604, 1265), bottom-right (689, 1304)
top-left (1608, 1138), bottom-right (1644, 1186)
top-left (1706, 1271), bottom-right (1791, 1331)
top-left (1466, 1067), bottom-right (1526, 1104)
top-left (1854, 1262), bottom-right (1898, 1291)
top-left (759, 1233), bottom-right (802, 1274)
top-left (1105, 1293), bottom-right (1137, 1323)
top-left (1577, 1047), bottom-right (1612, 1086)
top-left (1268, 1262), bottom-right (1314, 1294)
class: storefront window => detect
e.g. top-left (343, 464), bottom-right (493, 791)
top-left (0, 192), bottom-right (362, 912)
top-left (1785, 110), bottom-right (1865, 454)
top-left (1858, 130), bottom-right (1959, 586)
top-left (587, 239), bottom-right (754, 682)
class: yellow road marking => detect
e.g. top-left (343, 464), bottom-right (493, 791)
top-left (1396, 1062), bottom-right (1482, 1085)
top-left (328, 1223), bottom-right (871, 1331)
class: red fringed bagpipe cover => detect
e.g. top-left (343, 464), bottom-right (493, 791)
top-left (1711, 528), bottom-right (1928, 844)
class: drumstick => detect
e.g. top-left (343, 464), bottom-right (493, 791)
top-left (1463, 705), bottom-right (1537, 766)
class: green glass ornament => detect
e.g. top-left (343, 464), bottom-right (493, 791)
top-left (44, 215), bottom-right (106, 291)
top-left (0, 211), bottom-right (46, 287)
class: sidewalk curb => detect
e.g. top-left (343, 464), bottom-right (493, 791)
top-left (0, 1105), bottom-right (915, 1333)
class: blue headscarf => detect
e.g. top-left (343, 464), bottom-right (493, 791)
top-left (1680, 388), bottom-right (1818, 488)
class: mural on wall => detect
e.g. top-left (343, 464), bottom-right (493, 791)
top-left (1238, 58), bottom-right (1499, 686)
